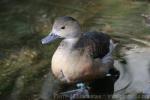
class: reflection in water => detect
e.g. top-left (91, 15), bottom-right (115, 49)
top-left (114, 47), bottom-right (150, 99)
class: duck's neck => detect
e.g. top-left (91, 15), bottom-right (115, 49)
top-left (63, 37), bottom-right (80, 48)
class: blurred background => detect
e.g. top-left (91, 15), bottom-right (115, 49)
top-left (0, 0), bottom-right (150, 100)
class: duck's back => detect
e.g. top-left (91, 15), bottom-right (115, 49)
top-left (74, 32), bottom-right (110, 59)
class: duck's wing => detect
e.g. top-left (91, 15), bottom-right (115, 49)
top-left (74, 32), bottom-right (110, 59)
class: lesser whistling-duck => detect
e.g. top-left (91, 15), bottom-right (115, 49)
top-left (41, 16), bottom-right (116, 83)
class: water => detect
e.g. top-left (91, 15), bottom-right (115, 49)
top-left (114, 46), bottom-right (150, 99)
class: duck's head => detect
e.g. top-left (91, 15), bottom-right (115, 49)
top-left (41, 16), bottom-right (81, 44)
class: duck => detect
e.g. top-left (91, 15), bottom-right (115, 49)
top-left (41, 16), bottom-right (116, 84)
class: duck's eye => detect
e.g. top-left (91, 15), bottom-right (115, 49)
top-left (61, 26), bottom-right (65, 29)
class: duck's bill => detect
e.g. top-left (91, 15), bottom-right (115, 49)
top-left (41, 33), bottom-right (61, 44)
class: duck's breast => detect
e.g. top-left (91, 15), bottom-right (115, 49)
top-left (51, 42), bottom-right (96, 82)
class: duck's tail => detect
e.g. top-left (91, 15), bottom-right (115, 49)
top-left (108, 39), bottom-right (118, 55)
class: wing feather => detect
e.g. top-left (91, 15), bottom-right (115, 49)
top-left (74, 32), bottom-right (110, 59)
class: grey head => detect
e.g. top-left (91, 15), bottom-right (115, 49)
top-left (41, 16), bottom-right (82, 44)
